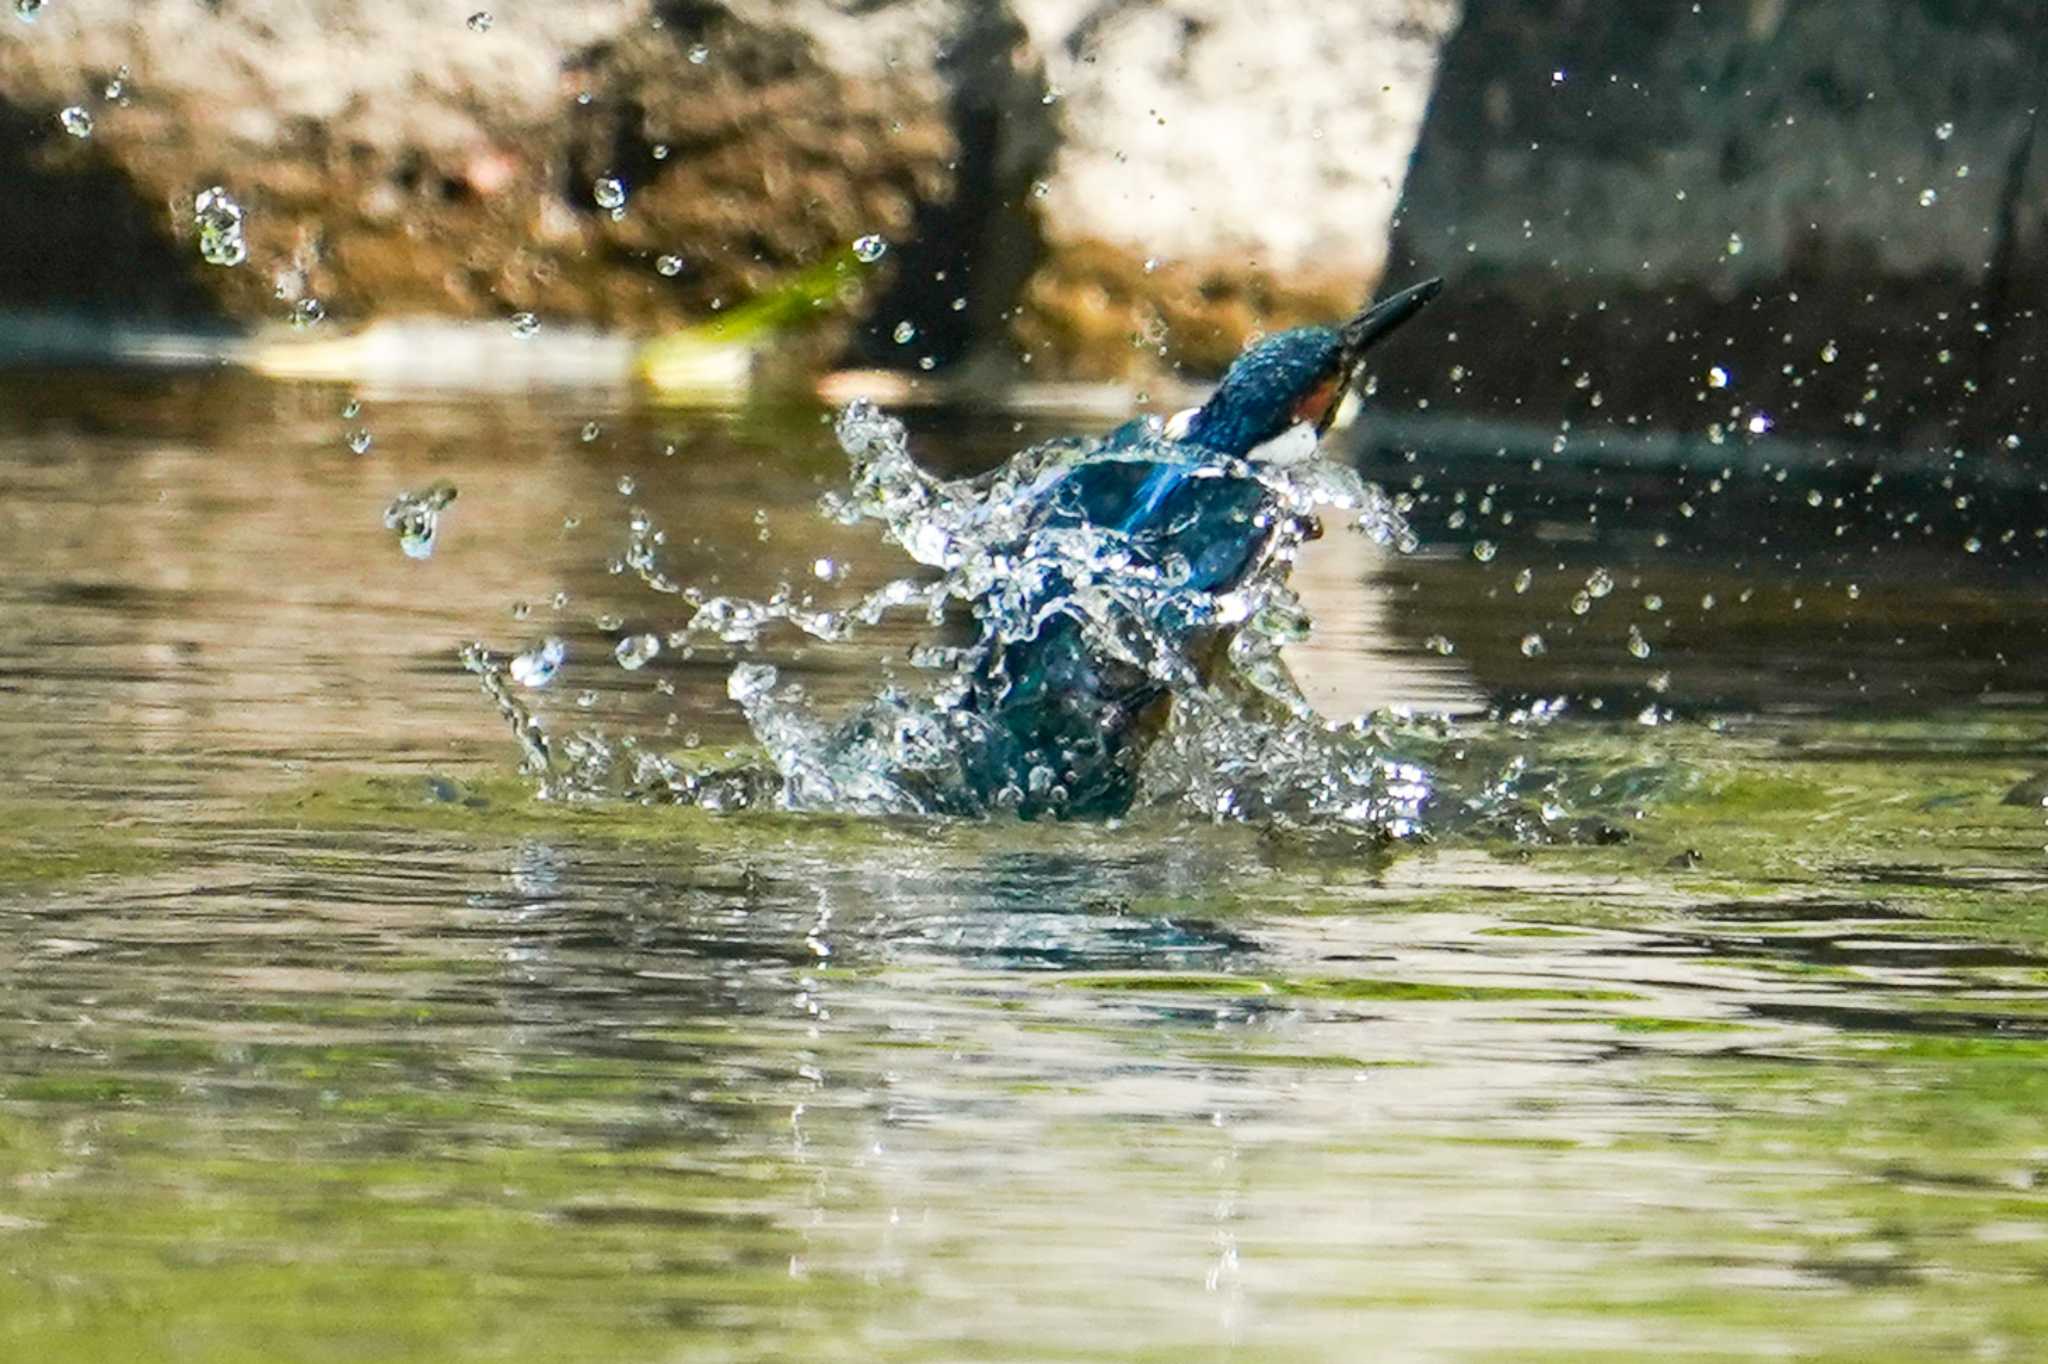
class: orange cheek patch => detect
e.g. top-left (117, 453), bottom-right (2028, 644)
top-left (1292, 378), bottom-right (1339, 425)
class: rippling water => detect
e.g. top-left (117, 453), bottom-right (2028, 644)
top-left (5, 371), bottom-right (2048, 1361)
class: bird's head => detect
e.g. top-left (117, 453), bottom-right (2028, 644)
top-left (1179, 277), bottom-right (1441, 458)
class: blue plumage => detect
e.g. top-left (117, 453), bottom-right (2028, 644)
top-left (962, 280), bottom-right (1442, 818)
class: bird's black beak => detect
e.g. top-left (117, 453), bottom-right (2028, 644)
top-left (1315, 276), bottom-right (1443, 435)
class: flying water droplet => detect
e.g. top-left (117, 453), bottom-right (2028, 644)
top-left (656, 254), bottom-right (683, 277)
top-left (13, 0), bottom-right (45, 23)
top-left (1472, 540), bottom-right (1497, 562)
top-left (1626, 625), bottom-right (1652, 659)
top-left (510, 312), bottom-right (539, 338)
top-left (852, 234), bottom-right (887, 264)
top-left (466, 10), bottom-right (493, 32)
top-left (728, 661), bottom-right (778, 703)
top-left (1519, 633), bottom-right (1547, 658)
top-left (1936, 121), bottom-right (1955, 141)
top-left (687, 42), bottom-right (711, 64)
top-left (509, 637), bottom-right (566, 688)
top-left (1585, 567), bottom-right (1614, 598)
top-left (614, 633), bottom-right (661, 671)
top-left (616, 475), bottom-right (636, 495)
top-left (342, 398), bottom-right (360, 419)
top-left (1918, 188), bottom-right (1938, 207)
top-left (581, 421), bottom-right (601, 442)
top-left (892, 321), bottom-right (917, 345)
top-left (58, 107), bottom-right (92, 138)
top-left (346, 428), bottom-right (373, 455)
top-left (1707, 365), bottom-right (1730, 388)
top-left (194, 186), bottom-right (247, 267)
top-left (593, 176), bottom-right (627, 211)
top-left (291, 297), bottom-right (324, 328)
top-left (383, 482), bottom-right (456, 560)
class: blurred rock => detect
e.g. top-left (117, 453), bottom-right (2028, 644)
top-left (0, 0), bottom-right (949, 359)
top-left (0, 0), bottom-right (1457, 382)
top-left (1373, 0), bottom-right (2048, 456)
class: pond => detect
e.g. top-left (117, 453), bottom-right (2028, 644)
top-left (4, 370), bottom-right (2048, 1361)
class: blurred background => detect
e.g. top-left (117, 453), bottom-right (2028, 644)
top-left (0, 0), bottom-right (2031, 439)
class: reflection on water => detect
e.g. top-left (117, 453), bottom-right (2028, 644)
top-left (4, 372), bottom-right (2048, 1359)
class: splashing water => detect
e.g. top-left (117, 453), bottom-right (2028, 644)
top-left (383, 482), bottom-right (456, 560)
top-left (463, 399), bottom-right (1646, 837)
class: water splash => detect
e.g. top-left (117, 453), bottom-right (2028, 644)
top-left (384, 482), bottom-right (456, 560)
top-left (463, 398), bottom-right (1647, 838)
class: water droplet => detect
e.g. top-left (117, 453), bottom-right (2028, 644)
top-left (1142, 257), bottom-right (1160, 274)
top-left (614, 633), bottom-right (661, 671)
top-left (13, 0), bottom-right (44, 23)
top-left (656, 254), bottom-right (683, 277)
top-left (466, 10), bottom-right (493, 32)
top-left (291, 297), bottom-right (324, 328)
top-left (1570, 591), bottom-right (1592, 616)
top-left (728, 661), bottom-right (778, 703)
top-left (1746, 411), bottom-right (1772, 435)
top-left (1472, 540), bottom-right (1497, 562)
top-left (1918, 188), bottom-right (1938, 207)
top-left (1585, 567), bottom-right (1614, 598)
top-left (1030, 180), bottom-right (1049, 199)
top-left (346, 428), bottom-right (373, 455)
top-left (616, 475), bottom-right (636, 495)
top-left (104, 66), bottom-right (128, 100)
top-left (1519, 633), bottom-right (1547, 657)
top-left (382, 482), bottom-right (456, 560)
top-left (1627, 625), bottom-right (1652, 659)
top-left (1707, 365), bottom-right (1730, 388)
top-left (1725, 232), bottom-right (1744, 257)
top-left (342, 398), bottom-right (360, 419)
top-left (510, 312), bottom-right (539, 338)
top-left (194, 186), bottom-right (247, 268)
top-left (1513, 568), bottom-right (1533, 594)
top-left (1820, 340), bottom-right (1838, 363)
top-left (1935, 121), bottom-right (1955, 141)
top-left (687, 42), bottom-right (711, 64)
top-left (581, 421), bottom-right (601, 442)
top-left (950, 296), bottom-right (967, 312)
top-left (1423, 634), bottom-right (1455, 656)
top-left (58, 107), bottom-right (92, 139)
top-left (892, 320), bottom-right (917, 345)
top-left (509, 637), bottom-right (566, 688)
top-left (852, 234), bottom-right (888, 264)
top-left (593, 175), bottom-right (627, 211)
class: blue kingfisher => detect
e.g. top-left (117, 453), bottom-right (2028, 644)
top-left (961, 277), bottom-right (1442, 818)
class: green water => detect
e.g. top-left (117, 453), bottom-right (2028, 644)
top-left (4, 373), bottom-right (2048, 1360)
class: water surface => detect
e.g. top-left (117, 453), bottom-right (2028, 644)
top-left (4, 372), bottom-right (2048, 1361)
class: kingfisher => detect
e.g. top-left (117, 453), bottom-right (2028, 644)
top-left (960, 277), bottom-right (1442, 818)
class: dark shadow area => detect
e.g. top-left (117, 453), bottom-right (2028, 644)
top-left (0, 95), bottom-right (223, 321)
